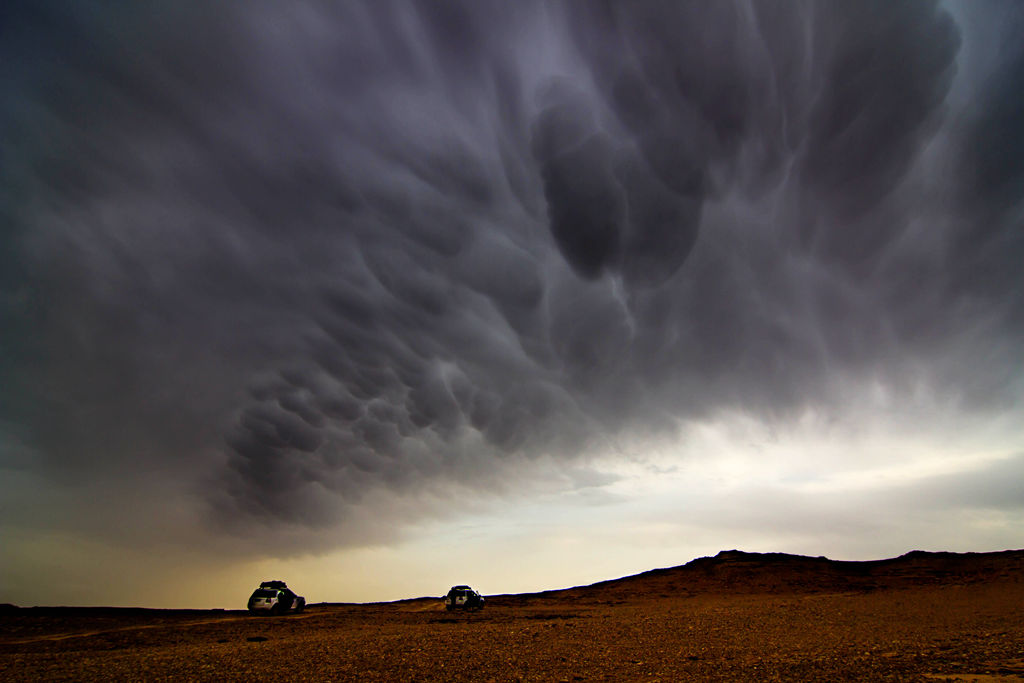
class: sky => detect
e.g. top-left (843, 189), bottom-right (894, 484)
top-left (1, 0), bottom-right (1022, 609)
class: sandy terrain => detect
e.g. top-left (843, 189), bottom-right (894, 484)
top-left (2, 550), bottom-right (1023, 682)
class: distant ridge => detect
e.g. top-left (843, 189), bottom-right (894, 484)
top-left (13, 549), bottom-right (1019, 610)
top-left (497, 549), bottom-right (1024, 601)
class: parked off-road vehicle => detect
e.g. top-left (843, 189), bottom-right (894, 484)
top-left (247, 580), bottom-right (305, 615)
top-left (444, 585), bottom-right (485, 611)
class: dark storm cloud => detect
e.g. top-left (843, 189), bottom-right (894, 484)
top-left (2, 1), bottom-right (1022, 549)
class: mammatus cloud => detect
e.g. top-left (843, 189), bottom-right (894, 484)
top-left (1, 1), bottom-right (1022, 555)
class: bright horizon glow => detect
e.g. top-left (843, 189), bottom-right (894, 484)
top-left (4, 402), bottom-right (1020, 609)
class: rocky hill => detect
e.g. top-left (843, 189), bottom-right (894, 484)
top-left (499, 549), bottom-right (1024, 603)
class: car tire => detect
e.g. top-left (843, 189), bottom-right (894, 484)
top-left (295, 598), bottom-right (305, 614)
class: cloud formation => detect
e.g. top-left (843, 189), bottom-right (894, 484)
top-left (2, 1), bottom-right (1022, 557)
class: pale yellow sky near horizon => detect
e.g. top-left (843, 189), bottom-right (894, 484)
top-left (5, 405), bottom-right (1021, 610)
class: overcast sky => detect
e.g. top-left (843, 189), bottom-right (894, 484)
top-left (2, 0), bottom-right (1023, 608)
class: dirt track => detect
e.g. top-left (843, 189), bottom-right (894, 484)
top-left (3, 552), bottom-right (1023, 681)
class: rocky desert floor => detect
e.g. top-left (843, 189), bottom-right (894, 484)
top-left (2, 550), bottom-right (1022, 682)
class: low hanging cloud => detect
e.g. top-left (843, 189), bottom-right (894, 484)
top-left (2, 1), bottom-right (1022, 553)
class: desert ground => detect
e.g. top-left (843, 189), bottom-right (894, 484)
top-left (2, 550), bottom-right (1022, 682)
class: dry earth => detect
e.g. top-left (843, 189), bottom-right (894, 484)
top-left (2, 550), bottom-right (1023, 682)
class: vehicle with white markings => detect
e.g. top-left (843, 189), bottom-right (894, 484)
top-left (444, 585), bottom-right (485, 611)
top-left (247, 580), bottom-right (305, 615)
